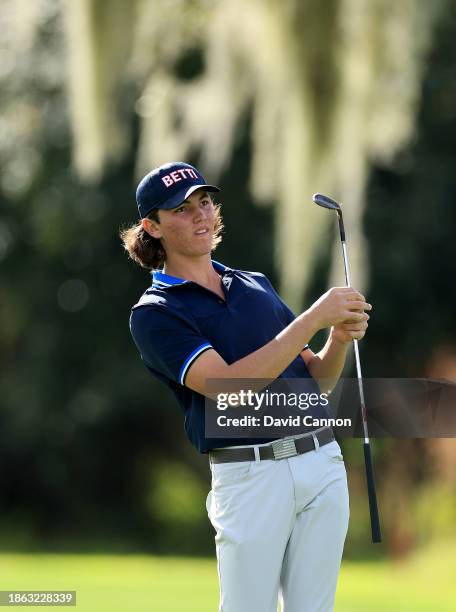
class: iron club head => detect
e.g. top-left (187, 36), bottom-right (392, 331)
top-left (312, 193), bottom-right (341, 211)
top-left (312, 192), bottom-right (346, 242)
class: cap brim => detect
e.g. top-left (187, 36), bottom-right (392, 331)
top-left (159, 184), bottom-right (220, 210)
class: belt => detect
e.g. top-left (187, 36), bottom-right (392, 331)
top-left (209, 427), bottom-right (335, 464)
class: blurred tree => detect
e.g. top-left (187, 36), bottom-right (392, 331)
top-left (361, 0), bottom-right (456, 557)
top-left (0, 0), bottom-right (272, 553)
top-left (61, 0), bottom-right (443, 309)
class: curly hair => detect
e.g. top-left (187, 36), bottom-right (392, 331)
top-left (120, 204), bottom-right (224, 270)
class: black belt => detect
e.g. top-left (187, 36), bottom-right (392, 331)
top-left (209, 427), bottom-right (335, 464)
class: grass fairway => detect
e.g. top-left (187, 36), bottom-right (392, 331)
top-left (0, 540), bottom-right (454, 611)
top-left (337, 538), bottom-right (456, 612)
top-left (0, 555), bottom-right (218, 611)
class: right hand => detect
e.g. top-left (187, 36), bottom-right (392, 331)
top-left (307, 287), bottom-right (372, 330)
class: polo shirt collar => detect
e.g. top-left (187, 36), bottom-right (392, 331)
top-left (151, 260), bottom-right (232, 288)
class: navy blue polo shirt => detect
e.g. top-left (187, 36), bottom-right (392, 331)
top-left (130, 260), bottom-right (322, 453)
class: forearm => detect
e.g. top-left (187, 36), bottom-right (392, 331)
top-left (187, 286), bottom-right (369, 397)
top-left (225, 310), bottom-right (320, 382)
top-left (307, 328), bottom-right (349, 393)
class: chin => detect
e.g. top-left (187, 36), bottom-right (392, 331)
top-left (192, 238), bottom-right (213, 253)
top-left (182, 246), bottom-right (212, 258)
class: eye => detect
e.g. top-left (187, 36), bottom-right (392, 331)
top-left (174, 206), bottom-right (186, 214)
top-left (201, 199), bottom-right (210, 207)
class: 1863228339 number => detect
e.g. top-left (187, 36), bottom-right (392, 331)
top-left (0, 591), bottom-right (76, 606)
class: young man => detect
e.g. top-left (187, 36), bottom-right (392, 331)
top-left (121, 161), bottom-right (371, 612)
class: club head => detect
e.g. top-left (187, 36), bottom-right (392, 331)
top-left (312, 193), bottom-right (341, 211)
top-left (313, 193), bottom-right (346, 242)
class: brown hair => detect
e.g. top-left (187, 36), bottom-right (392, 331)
top-left (120, 204), bottom-right (224, 270)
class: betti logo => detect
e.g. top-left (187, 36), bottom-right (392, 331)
top-left (161, 168), bottom-right (199, 187)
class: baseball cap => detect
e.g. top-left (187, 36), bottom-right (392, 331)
top-left (136, 161), bottom-right (220, 218)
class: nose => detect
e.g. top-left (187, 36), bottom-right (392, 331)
top-left (193, 202), bottom-right (207, 223)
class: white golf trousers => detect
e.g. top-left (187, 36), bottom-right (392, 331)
top-left (206, 440), bottom-right (350, 612)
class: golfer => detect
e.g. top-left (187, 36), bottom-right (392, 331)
top-left (121, 162), bottom-right (371, 612)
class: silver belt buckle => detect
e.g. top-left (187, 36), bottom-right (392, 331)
top-left (272, 438), bottom-right (298, 460)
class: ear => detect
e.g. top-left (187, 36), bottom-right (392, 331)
top-left (142, 217), bottom-right (162, 239)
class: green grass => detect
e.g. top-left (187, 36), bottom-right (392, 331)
top-left (337, 539), bottom-right (456, 612)
top-left (0, 540), bottom-right (454, 611)
top-left (0, 555), bottom-right (217, 611)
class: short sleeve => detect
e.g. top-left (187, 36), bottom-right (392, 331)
top-left (130, 306), bottom-right (214, 386)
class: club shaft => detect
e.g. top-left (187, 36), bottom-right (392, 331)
top-left (341, 243), bottom-right (369, 444)
top-left (341, 240), bottom-right (381, 542)
top-left (314, 194), bottom-right (381, 541)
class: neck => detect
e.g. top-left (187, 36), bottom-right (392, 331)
top-left (163, 254), bottom-right (219, 285)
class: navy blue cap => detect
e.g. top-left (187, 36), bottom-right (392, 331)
top-left (136, 162), bottom-right (220, 218)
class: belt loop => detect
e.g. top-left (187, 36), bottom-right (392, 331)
top-left (312, 432), bottom-right (320, 452)
top-left (254, 446), bottom-right (261, 462)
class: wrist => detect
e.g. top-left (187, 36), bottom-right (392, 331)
top-left (330, 326), bottom-right (351, 347)
top-left (300, 309), bottom-right (320, 339)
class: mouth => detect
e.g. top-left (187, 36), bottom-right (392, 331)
top-left (194, 228), bottom-right (210, 236)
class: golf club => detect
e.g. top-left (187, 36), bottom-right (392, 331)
top-left (312, 192), bottom-right (382, 543)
